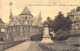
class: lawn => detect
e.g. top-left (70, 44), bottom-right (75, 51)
top-left (38, 42), bottom-right (80, 51)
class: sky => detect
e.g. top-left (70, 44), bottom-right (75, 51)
top-left (0, 0), bottom-right (80, 23)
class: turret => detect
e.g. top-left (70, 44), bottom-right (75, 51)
top-left (37, 11), bottom-right (42, 27)
top-left (9, 2), bottom-right (13, 21)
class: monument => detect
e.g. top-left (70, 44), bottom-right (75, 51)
top-left (41, 22), bottom-right (54, 43)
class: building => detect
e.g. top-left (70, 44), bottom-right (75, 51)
top-left (0, 18), bottom-right (5, 41)
top-left (67, 6), bottom-right (80, 34)
top-left (66, 6), bottom-right (80, 45)
top-left (6, 7), bottom-right (43, 41)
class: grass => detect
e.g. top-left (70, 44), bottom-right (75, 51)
top-left (38, 42), bottom-right (80, 51)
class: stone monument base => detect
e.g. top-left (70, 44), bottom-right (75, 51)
top-left (41, 37), bottom-right (54, 43)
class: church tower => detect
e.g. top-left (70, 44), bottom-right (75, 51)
top-left (7, 5), bottom-right (43, 41)
top-left (37, 11), bottom-right (42, 27)
top-left (9, 2), bottom-right (14, 26)
top-left (9, 9), bottom-right (13, 21)
top-left (9, 2), bottom-right (13, 21)
top-left (18, 7), bottom-right (33, 25)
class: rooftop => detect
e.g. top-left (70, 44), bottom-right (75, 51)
top-left (20, 7), bottom-right (31, 15)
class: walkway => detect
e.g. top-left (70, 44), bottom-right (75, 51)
top-left (4, 41), bottom-right (42, 51)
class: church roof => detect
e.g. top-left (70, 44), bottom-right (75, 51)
top-left (20, 7), bottom-right (31, 15)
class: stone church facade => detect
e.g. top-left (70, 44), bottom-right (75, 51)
top-left (6, 7), bottom-right (43, 41)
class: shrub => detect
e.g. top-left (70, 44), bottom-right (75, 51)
top-left (30, 34), bottom-right (43, 41)
top-left (55, 29), bottom-right (69, 41)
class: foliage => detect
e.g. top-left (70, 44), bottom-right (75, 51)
top-left (65, 15), bottom-right (72, 31)
top-left (30, 34), bottom-right (43, 41)
top-left (55, 29), bottom-right (69, 40)
top-left (53, 11), bottom-right (72, 32)
top-left (43, 11), bottom-right (72, 40)
top-left (53, 12), bottom-right (72, 40)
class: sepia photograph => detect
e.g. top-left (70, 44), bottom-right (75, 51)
top-left (0, 0), bottom-right (80, 51)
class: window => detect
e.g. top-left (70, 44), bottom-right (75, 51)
top-left (25, 16), bottom-right (27, 19)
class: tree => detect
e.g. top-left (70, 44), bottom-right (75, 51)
top-left (53, 11), bottom-right (65, 32)
top-left (55, 29), bottom-right (69, 40)
top-left (43, 16), bottom-right (54, 31)
top-left (43, 12), bottom-right (72, 41)
top-left (64, 15), bottom-right (72, 31)
top-left (53, 11), bottom-right (72, 40)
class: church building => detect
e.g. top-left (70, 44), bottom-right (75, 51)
top-left (6, 7), bottom-right (43, 41)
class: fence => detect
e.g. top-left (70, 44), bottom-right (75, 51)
top-left (0, 40), bottom-right (26, 51)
